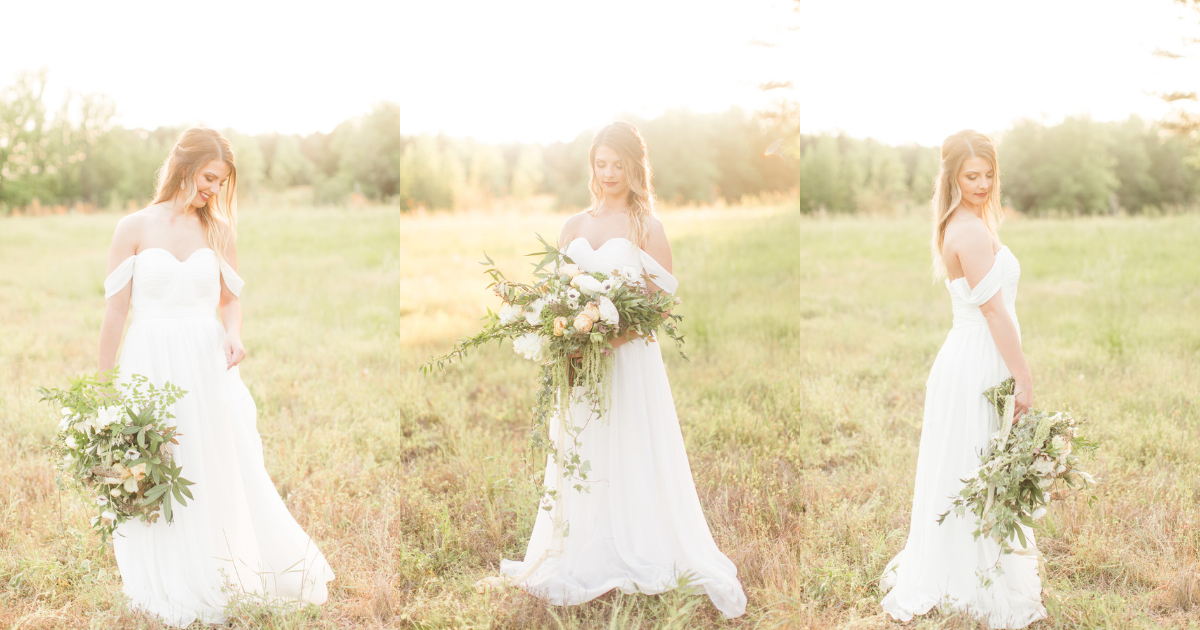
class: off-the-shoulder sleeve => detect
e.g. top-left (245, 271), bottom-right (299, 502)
top-left (947, 254), bottom-right (1003, 306)
top-left (219, 259), bottom-right (245, 297)
top-left (103, 256), bottom-right (136, 299)
top-left (638, 249), bottom-right (679, 295)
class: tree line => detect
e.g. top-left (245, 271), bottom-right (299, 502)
top-left (1, 70), bottom-right (1197, 217)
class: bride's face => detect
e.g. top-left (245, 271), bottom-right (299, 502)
top-left (593, 145), bottom-right (629, 200)
top-left (956, 156), bottom-right (994, 208)
top-left (189, 159), bottom-right (231, 208)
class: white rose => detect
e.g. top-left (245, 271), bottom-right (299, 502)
top-left (598, 296), bottom-right (619, 327)
top-left (512, 332), bottom-right (547, 361)
top-left (558, 263), bottom-right (581, 279)
top-left (1032, 457), bottom-right (1056, 476)
top-left (65, 435), bottom-right (79, 450)
top-left (524, 299), bottom-right (545, 326)
top-left (498, 303), bottom-right (523, 326)
top-left (572, 274), bottom-right (604, 296)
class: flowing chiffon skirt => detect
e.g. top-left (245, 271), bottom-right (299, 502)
top-left (500, 339), bottom-right (747, 618)
top-left (880, 320), bottom-right (1046, 628)
top-left (112, 315), bottom-right (335, 626)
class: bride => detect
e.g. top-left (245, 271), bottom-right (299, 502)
top-left (880, 130), bottom-right (1046, 627)
top-left (499, 122), bottom-right (747, 618)
top-left (98, 128), bottom-right (335, 626)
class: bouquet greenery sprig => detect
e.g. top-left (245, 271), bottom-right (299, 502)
top-left (423, 235), bottom-right (685, 572)
top-left (938, 378), bottom-right (1098, 557)
top-left (42, 369), bottom-right (195, 543)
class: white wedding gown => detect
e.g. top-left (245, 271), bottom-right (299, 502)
top-left (103, 248), bottom-right (335, 627)
top-left (880, 246), bottom-right (1046, 628)
top-left (500, 238), bottom-right (747, 619)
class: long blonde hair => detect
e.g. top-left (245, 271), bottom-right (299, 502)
top-left (931, 130), bottom-right (1002, 278)
top-left (152, 128), bottom-right (238, 259)
top-left (587, 122), bottom-right (655, 248)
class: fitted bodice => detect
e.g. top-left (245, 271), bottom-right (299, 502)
top-left (563, 237), bottom-right (678, 295)
top-left (104, 248), bottom-right (244, 322)
top-left (945, 246), bottom-right (1020, 329)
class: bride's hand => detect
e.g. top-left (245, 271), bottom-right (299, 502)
top-left (224, 335), bottom-right (246, 370)
top-left (1013, 380), bottom-right (1032, 423)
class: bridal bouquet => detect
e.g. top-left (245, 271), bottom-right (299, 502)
top-left (41, 369), bottom-right (194, 543)
top-left (423, 235), bottom-right (685, 488)
top-left (938, 378), bottom-right (1097, 554)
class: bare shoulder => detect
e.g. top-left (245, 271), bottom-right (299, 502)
top-left (942, 211), bottom-right (993, 259)
top-left (645, 214), bottom-right (667, 241)
top-left (642, 215), bottom-right (672, 270)
top-left (558, 211), bottom-right (589, 246)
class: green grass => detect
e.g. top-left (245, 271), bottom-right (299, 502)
top-left (1, 204), bottom-right (1198, 629)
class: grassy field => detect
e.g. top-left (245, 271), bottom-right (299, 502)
top-left (1, 204), bottom-right (1198, 629)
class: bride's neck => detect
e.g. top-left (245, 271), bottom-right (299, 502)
top-left (594, 197), bottom-right (628, 217)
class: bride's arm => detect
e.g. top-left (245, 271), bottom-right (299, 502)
top-left (218, 230), bottom-right (245, 370)
top-left (952, 227), bottom-right (1032, 420)
top-left (98, 217), bottom-right (139, 373)
top-left (612, 219), bottom-right (674, 349)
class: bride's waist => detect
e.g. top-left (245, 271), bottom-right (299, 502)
top-left (950, 305), bottom-right (1018, 328)
top-left (130, 306), bottom-right (220, 324)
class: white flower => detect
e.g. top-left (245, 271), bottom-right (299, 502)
top-left (95, 406), bottom-right (122, 429)
top-left (498, 303), bottom-right (524, 326)
top-left (125, 449), bottom-right (141, 461)
top-left (599, 277), bottom-right (623, 294)
top-left (110, 487), bottom-right (122, 497)
top-left (597, 296), bottom-right (619, 326)
top-left (512, 333), bottom-right (547, 361)
top-left (101, 511), bottom-right (117, 521)
top-left (572, 274), bottom-right (604, 296)
top-left (566, 288), bottom-right (580, 301)
top-left (1038, 477), bottom-right (1054, 489)
top-left (558, 263), bottom-right (581, 279)
top-left (123, 476), bottom-right (139, 493)
top-left (620, 266), bottom-right (644, 286)
top-left (1032, 457), bottom-right (1056, 477)
top-left (61, 407), bottom-right (72, 417)
top-left (96, 496), bottom-right (109, 506)
top-left (524, 299), bottom-right (545, 326)
top-left (65, 435), bottom-right (79, 450)
top-left (62, 454), bottom-right (75, 467)
top-left (1031, 506), bottom-right (1048, 520)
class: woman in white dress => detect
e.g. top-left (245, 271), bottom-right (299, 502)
top-left (499, 122), bottom-right (747, 618)
top-left (880, 130), bottom-right (1046, 628)
top-left (98, 128), bottom-right (335, 626)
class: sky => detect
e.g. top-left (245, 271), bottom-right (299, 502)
top-left (2, 0), bottom-right (1197, 146)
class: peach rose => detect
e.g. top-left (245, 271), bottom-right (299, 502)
top-left (553, 316), bottom-right (568, 336)
top-left (583, 302), bottom-right (601, 323)
top-left (573, 313), bottom-right (594, 333)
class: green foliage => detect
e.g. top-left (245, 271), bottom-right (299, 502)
top-left (2, 72), bottom-right (1197, 216)
top-left (1002, 116), bottom-right (1200, 215)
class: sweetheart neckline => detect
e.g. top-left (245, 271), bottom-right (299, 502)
top-left (135, 247), bottom-right (215, 264)
top-left (566, 236), bottom-right (634, 252)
